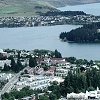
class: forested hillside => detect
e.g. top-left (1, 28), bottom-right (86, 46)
top-left (60, 22), bottom-right (100, 43)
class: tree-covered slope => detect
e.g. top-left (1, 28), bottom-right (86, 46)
top-left (60, 22), bottom-right (100, 43)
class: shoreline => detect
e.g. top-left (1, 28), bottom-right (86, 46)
top-left (57, 2), bottom-right (100, 8)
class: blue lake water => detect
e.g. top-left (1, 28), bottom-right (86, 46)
top-left (1, 25), bottom-right (100, 60)
top-left (58, 3), bottom-right (100, 16)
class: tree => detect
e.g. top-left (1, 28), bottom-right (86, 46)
top-left (10, 57), bottom-right (16, 72)
top-left (3, 63), bottom-right (10, 71)
top-left (65, 57), bottom-right (76, 64)
top-left (24, 69), bottom-right (28, 74)
top-left (39, 95), bottom-right (49, 100)
top-left (10, 55), bottom-right (24, 73)
top-left (48, 82), bottom-right (61, 99)
top-left (1, 86), bottom-right (34, 100)
top-left (49, 93), bottom-right (57, 100)
top-left (1, 92), bottom-right (9, 99)
top-left (29, 55), bottom-right (37, 67)
top-left (87, 86), bottom-right (95, 91)
top-left (54, 49), bottom-right (62, 58)
top-left (17, 51), bottom-right (21, 60)
top-left (17, 59), bottom-right (23, 70)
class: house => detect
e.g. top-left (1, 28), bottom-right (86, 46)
top-left (67, 92), bottom-right (85, 100)
top-left (50, 58), bottom-right (66, 65)
top-left (0, 49), bottom-right (7, 59)
top-left (55, 68), bottom-right (69, 77)
top-left (51, 76), bottom-right (64, 83)
top-left (15, 75), bottom-right (52, 91)
top-left (0, 73), bottom-right (13, 81)
top-left (44, 66), bottom-right (56, 76)
top-left (55, 61), bottom-right (71, 77)
top-left (67, 87), bottom-right (100, 100)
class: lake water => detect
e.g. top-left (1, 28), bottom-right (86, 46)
top-left (58, 3), bottom-right (100, 16)
top-left (1, 25), bottom-right (100, 60)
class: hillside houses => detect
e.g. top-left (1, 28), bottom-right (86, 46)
top-left (15, 75), bottom-right (52, 91)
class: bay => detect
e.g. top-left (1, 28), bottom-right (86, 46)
top-left (1, 25), bottom-right (100, 60)
top-left (58, 3), bottom-right (100, 16)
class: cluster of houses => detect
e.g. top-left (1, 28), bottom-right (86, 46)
top-left (0, 14), bottom-right (100, 27)
top-left (0, 73), bottom-right (13, 81)
top-left (67, 87), bottom-right (100, 100)
top-left (1, 49), bottom-right (100, 100)
top-left (14, 58), bottom-right (68, 92)
top-left (15, 75), bottom-right (52, 91)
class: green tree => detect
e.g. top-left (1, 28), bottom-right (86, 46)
top-left (29, 55), bottom-right (37, 67)
top-left (1, 92), bottom-right (9, 99)
top-left (54, 49), bottom-right (62, 58)
top-left (49, 93), bottom-right (57, 100)
top-left (17, 51), bottom-right (21, 60)
top-left (24, 69), bottom-right (28, 74)
top-left (3, 64), bottom-right (10, 71)
top-left (39, 95), bottom-right (49, 100)
top-left (10, 57), bottom-right (16, 72)
top-left (17, 59), bottom-right (23, 70)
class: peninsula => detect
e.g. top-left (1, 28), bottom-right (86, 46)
top-left (60, 22), bottom-right (100, 43)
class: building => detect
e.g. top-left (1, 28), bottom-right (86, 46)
top-left (67, 87), bottom-right (100, 100)
top-left (0, 49), bottom-right (7, 60)
top-left (44, 66), bottom-right (56, 76)
top-left (0, 73), bottom-right (13, 81)
top-left (55, 62), bottom-right (71, 77)
top-left (0, 59), bottom-right (11, 69)
top-left (55, 68), bottom-right (69, 77)
top-left (15, 75), bottom-right (52, 91)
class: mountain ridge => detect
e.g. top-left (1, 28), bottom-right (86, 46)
top-left (0, 0), bottom-right (100, 16)
top-left (0, 0), bottom-right (57, 16)
top-left (37, 0), bottom-right (100, 7)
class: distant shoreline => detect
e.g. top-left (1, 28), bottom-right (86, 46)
top-left (61, 2), bottom-right (100, 6)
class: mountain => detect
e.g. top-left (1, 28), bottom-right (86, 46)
top-left (0, 0), bottom-right (100, 16)
top-left (40, 0), bottom-right (100, 7)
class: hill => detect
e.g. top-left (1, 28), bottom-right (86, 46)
top-left (0, 0), bottom-right (100, 16)
top-left (59, 22), bottom-right (100, 43)
top-left (41, 0), bottom-right (100, 7)
top-left (0, 0), bottom-right (57, 16)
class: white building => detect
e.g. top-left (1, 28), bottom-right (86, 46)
top-left (0, 59), bottom-right (11, 69)
top-left (55, 62), bottom-right (71, 77)
top-left (67, 87), bottom-right (100, 100)
top-left (0, 73), bottom-right (13, 80)
top-left (15, 75), bottom-right (52, 91)
top-left (55, 68), bottom-right (69, 77)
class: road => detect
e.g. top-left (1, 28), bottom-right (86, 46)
top-left (0, 67), bottom-right (29, 99)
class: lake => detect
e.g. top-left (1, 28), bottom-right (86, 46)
top-left (1, 25), bottom-right (100, 60)
top-left (58, 3), bottom-right (100, 16)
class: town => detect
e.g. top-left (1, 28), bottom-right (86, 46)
top-left (0, 11), bottom-right (100, 28)
top-left (0, 49), bottom-right (100, 100)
